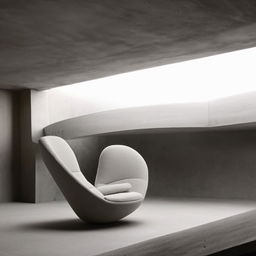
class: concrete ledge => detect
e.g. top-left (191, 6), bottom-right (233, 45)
top-left (100, 208), bottom-right (256, 256)
top-left (44, 92), bottom-right (256, 139)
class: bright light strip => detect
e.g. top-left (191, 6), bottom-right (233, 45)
top-left (50, 47), bottom-right (256, 107)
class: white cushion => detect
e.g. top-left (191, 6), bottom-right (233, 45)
top-left (104, 192), bottom-right (143, 202)
top-left (97, 183), bottom-right (131, 195)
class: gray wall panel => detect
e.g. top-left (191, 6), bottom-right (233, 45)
top-left (0, 90), bottom-right (19, 202)
top-left (66, 131), bottom-right (256, 200)
top-left (97, 131), bottom-right (256, 200)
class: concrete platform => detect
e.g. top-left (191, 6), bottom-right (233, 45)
top-left (1, 198), bottom-right (256, 256)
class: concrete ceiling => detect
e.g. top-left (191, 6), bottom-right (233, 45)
top-left (1, 0), bottom-right (256, 90)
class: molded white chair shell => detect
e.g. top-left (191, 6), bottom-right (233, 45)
top-left (39, 136), bottom-right (148, 223)
top-left (95, 145), bottom-right (148, 196)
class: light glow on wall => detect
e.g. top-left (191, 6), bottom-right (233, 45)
top-left (50, 47), bottom-right (256, 108)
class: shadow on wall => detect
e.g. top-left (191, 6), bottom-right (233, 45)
top-left (65, 129), bottom-right (256, 200)
top-left (0, 90), bottom-right (21, 202)
top-left (33, 128), bottom-right (256, 202)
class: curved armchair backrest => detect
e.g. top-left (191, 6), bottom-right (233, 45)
top-left (41, 135), bottom-right (80, 173)
top-left (95, 145), bottom-right (148, 196)
top-left (39, 136), bottom-right (103, 199)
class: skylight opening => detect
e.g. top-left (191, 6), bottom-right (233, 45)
top-left (50, 47), bottom-right (256, 108)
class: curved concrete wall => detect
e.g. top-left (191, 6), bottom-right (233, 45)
top-left (65, 130), bottom-right (256, 200)
top-left (44, 91), bottom-right (256, 140)
top-left (26, 89), bottom-right (256, 202)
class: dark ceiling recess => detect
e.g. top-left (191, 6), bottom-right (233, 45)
top-left (1, 0), bottom-right (256, 90)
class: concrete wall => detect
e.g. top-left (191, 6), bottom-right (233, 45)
top-left (99, 131), bottom-right (256, 200)
top-left (19, 90), bottom-right (37, 202)
top-left (3, 88), bottom-right (256, 202)
top-left (31, 87), bottom-right (151, 201)
top-left (28, 89), bottom-right (256, 202)
top-left (0, 90), bottom-right (19, 202)
top-left (60, 130), bottom-right (256, 201)
top-left (30, 89), bottom-right (115, 202)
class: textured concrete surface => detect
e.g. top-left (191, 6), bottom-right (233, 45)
top-left (100, 130), bottom-right (256, 200)
top-left (1, 198), bottom-right (256, 256)
top-left (43, 91), bottom-right (256, 140)
top-left (18, 90), bottom-right (36, 202)
top-left (1, 0), bottom-right (256, 90)
top-left (0, 90), bottom-right (19, 202)
top-left (38, 129), bottom-right (256, 201)
top-left (37, 129), bottom-right (256, 201)
top-left (100, 207), bottom-right (256, 256)
top-left (26, 89), bottom-right (256, 202)
top-left (27, 89), bottom-right (104, 202)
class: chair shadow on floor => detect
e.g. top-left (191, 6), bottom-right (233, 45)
top-left (21, 218), bottom-right (142, 232)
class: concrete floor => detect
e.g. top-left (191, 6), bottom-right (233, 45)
top-left (1, 198), bottom-right (256, 256)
